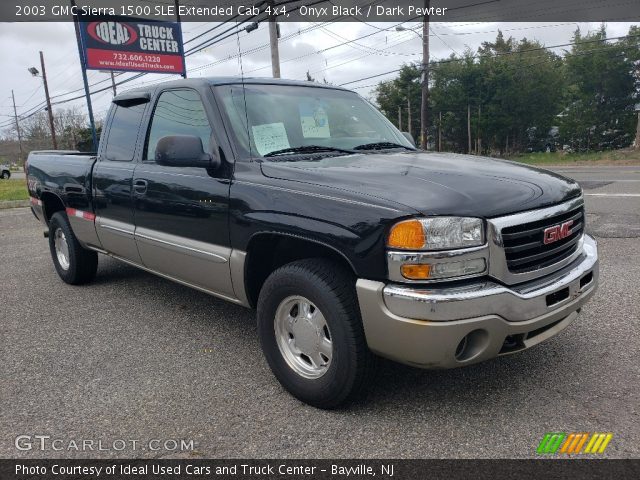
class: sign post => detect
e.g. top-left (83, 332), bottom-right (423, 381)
top-left (175, 0), bottom-right (187, 78)
top-left (71, 0), bottom-right (98, 152)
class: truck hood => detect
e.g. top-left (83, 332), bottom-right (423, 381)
top-left (260, 152), bottom-right (582, 218)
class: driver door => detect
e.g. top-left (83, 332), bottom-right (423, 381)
top-left (132, 88), bottom-right (234, 298)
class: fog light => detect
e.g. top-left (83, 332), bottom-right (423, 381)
top-left (429, 258), bottom-right (486, 279)
top-left (400, 258), bottom-right (486, 280)
top-left (400, 264), bottom-right (431, 279)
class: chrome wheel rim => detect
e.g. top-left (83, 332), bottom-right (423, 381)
top-left (274, 295), bottom-right (333, 379)
top-left (54, 228), bottom-right (70, 270)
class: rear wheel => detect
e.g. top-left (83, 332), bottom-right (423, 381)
top-left (48, 212), bottom-right (98, 285)
top-left (0, 171), bottom-right (9, 179)
top-left (257, 258), bottom-right (376, 409)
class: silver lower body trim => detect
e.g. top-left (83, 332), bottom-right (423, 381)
top-left (88, 248), bottom-right (249, 307)
top-left (74, 217), bottom-right (251, 308)
top-left (133, 227), bottom-right (236, 299)
top-left (135, 227), bottom-right (228, 263)
top-left (94, 216), bottom-right (142, 264)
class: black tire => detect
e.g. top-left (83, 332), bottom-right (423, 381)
top-left (257, 258), bottom-right (377, 409)
top-left (48, 211), bottom-right (98, 285)
top-left (1, 171), bottom-right (9, 179)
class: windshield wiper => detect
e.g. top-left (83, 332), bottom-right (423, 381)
top-left (263, 145), bottom-right (355, 158)
top-left (352, 142), bottom-right (416, 151)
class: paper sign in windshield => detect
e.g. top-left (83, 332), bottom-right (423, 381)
top-left (252, 122), bottom-right (290, 156)
top-left (300, 103), bottom-right (331, 138)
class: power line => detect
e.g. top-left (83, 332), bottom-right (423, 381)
top-left (339, 33), bottom-right (640, 87)
top-left (4, 1), bottom-right (361, 118)
top-left (4, 8), bottom-right (638, 131)
top-left (188, 0), bottom-right (379, 74)
top-left (245, 17), bottom-right (582, 79)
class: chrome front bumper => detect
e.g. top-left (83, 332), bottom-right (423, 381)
top-left (356, 234), bottom-right (598, 368)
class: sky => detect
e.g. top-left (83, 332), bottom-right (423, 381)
top-left (0, 20), bottom-right (637, 135)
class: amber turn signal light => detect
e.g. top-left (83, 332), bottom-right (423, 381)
top-left (387, 219), bottom-right (425, 249)
top-left (400, 264), bottom-right (431, 280)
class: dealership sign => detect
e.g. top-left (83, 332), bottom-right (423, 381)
top-left (78, 15), bottom-right (185, 74)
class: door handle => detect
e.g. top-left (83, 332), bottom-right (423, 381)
top-left (133, 179), bottom-right (148, 194)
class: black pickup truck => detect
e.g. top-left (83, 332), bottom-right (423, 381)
top-left (27, 77), bottom-right (598, 408)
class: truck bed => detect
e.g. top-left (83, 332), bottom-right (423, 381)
top-left (26, 150), bottom-right (97, 219)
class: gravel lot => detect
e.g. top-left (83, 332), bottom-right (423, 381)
top-left (1, 166), bottom-right (638, 459)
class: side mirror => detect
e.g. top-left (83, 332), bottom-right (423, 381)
top-left (155, 135), bottom-right (220, 169)
top-left (402, 132), bottom-right (416, 148)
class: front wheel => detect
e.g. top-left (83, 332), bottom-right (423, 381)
top-left (48, 212), bottom-right (98, 285)
top-left (257, 259), bottom-right (376, 409)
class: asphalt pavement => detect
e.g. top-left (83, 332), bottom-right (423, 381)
top-left (5, 171), bottom-right (25, 180)
top-left (1, 166), bottom-right (638, 459)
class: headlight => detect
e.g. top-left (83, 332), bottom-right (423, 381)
top-left (387, 217), bottom-right (484, 251)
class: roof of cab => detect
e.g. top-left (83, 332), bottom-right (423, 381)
top-left (113, 76), bottom-right (350, 102)
top-left (204, 77), bottom-right (349, 90)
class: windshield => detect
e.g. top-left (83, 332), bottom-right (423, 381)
top-left (216, 83), bottom-right (413, 158)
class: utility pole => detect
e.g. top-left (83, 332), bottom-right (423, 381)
top-left (477, 104), bottom-right (481, 154)
top-left (420, 0), bottom-right (430, 149)
top-left (40, 51), bottom-right (57, 150)
top-left (467, 104), bottom-right (472, 154)
top-left (398, 106), bottom-right (402, 131)
top-left (635, 110), bottom-right (640, 150)
top-left (438, 111), bottom-right (442, 152)
top-left (407, 85), bottom-right (412, 139)
top-left (11, 90), bottom-right (24, 164)
top-left (267, 1), bottom-right (281, 78)
top-left (110, 71), bottom-right (117, 96)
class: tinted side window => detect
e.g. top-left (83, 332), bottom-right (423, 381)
top-left (145, 90), bottom-right (211, 161)
top-left (104, 104), bottom-right (145, 161)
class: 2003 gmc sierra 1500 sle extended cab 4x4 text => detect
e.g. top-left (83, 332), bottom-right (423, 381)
top-left (26, 78), bottom-right (598, 408)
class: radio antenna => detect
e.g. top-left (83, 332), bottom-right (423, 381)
top-left (236, 20), bottom-right (253, 159)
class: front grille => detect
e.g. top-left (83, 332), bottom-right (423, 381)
top-left (501, 206), bottom-right (584, 273)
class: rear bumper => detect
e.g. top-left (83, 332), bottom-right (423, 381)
top-left (356, 234), bottom-right (598, 368)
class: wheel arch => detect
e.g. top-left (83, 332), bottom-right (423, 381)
top-left (243, 232), bottom-right (357, 308)
top-left (40, 192), bottom-right (66, 225)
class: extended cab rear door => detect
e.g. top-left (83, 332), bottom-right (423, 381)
top-left (132, 87), bottom-right (235, 298)
top-left (93, 96), bottom-right (148, 263)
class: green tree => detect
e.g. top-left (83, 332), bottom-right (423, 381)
top-left (559, 25), bottom-right (638, 150)
top-left (375, 64), bottom-right (421, 142)
top-left (429, 32), bottom-right (564, 154)
top-left (75, 126), bottom-right (101, 152)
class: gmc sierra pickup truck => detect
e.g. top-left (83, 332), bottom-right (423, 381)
top-left (27, 78), bottom-right (598, 408)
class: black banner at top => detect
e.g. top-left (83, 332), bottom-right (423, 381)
top-left (2, 459), bottom-right (640, 480)
top-left (4, 0), bottom-right (640, 22)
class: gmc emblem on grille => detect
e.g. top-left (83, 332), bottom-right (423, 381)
top-left (543, 220), bottom-right (574, 244)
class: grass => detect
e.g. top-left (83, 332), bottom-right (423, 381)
top-left (0, 178), bottom-right (29, 202)
top-left (509, 148), bottom-right (640, 166)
